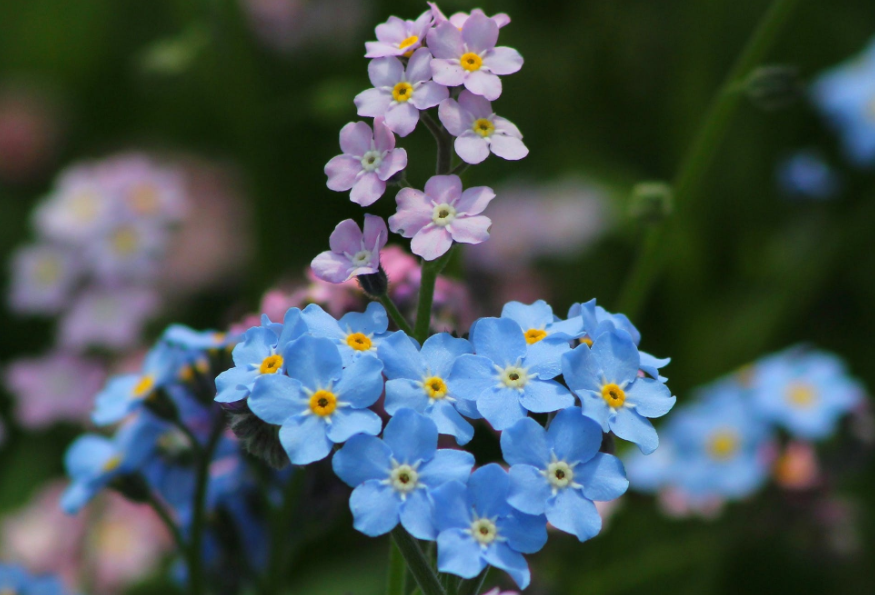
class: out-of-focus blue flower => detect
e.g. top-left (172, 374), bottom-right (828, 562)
top-left (431, 463), bottom-right (547, 589)
top-left (777, 150), bottom-right (841, 199)
top-left (501, 408), bottom-right (628, 541)
top-left (247, 335), bottom-right (384, 465)
top-left (498, 300), bottom-right (582, 362)
top-left (0, 564), bottom-right (69, 595)
top-left (162, 323), bottom-right (239, 353)
top-left (332, 409), bottom-right (475, 539)
top-left (812, 37), bottom-right (875, 166)
top-left (302, 302), bottom-right (389, 365)
top-left (448, 317), bottom-right (575, 430)
top-left (62, 413), bottom-right (166, 513)
top-left (215, 309), bottom-right (308, 404)
top-left (749, 347), bottom-right (864, 440)
top-left (562, 330), bottom-right (676, 454)
top-left (377, 331), bottom-right (480, 444)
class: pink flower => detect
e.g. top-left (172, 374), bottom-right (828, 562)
top-left (438, 90), bottom-right (527, 164)
top-left (427, 12), bottom-right (523, 101)
top-left (324, 117), bottom-right (407, 206)
top-left (427, 3), bottom-right (511, 30)
top-left (355, 48), bottom-right (449, 137)
top-left (481, 589), bottom-right (519, 595)
top-left (59, 287), bottom-right (160, 350)
top-left (7, 244), bottom-right (80, 315)
top-left (773, 441), bottom-right (820, 490)
top-left (311, 215), bottom-right (388, 283)
top-left (388, 174), bottom-right (494, 261)
top-left (365, 11), bottom-right (433, 58)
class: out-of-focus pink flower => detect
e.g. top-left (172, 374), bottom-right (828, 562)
top-left (311, 215), bottom-right (388, 283)
top-left (439, 90), bottom-right (527, 164)
top-left (7, 244), bottom-right (80, 315)
top-left (0, 88), bottom-right (60, 183)
top-left (59, 287), bottom-right (160, 350)
top-left (4, 352), bottom-right (105, 428)
top-left (595, 498), bottom-right (622, 530)
top-left (365, 11), bottom-right (433, 58)
top-left (242, 0), bottom-right (370, 53)
top-left (481, 589), bottom-right (519, 595)
top-left (658, 487), bottom-right (725, 520)
top-left (381, 245), bottom-right (419, 301)
top-left (773, 441), bottom-right (820, 490)
top-left (428, 3), bottom-right (511, 30)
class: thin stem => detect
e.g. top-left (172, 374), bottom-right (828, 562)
top-left (172, 417), bottom-right (204, 458)
top-left (457, 568), bottom-right (489, 595)
top-left (379, 294), bottom-right (415, 335)
top-left (266, 470), bottom-right (305, 592)
top-left (450, 162), bottom-right (469, 177)
top-left (391, 528), bottom-right (446, 595)
top-left (387, 538), bottom-right (408, 595)
top-left (145, 489), bottom-right (188, 556)
top-left (187, 417), bottom-right (225, 595)
top-left (420, 111), bottom-right (453, 176)
top-left (413, 248), bottom-right (454, 344)
top-left (616, 0), bottom-right (801, 319)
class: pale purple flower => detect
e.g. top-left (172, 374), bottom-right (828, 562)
top-left (365, 10), bottom-right (433, 58)
top-left (95, 153), bottom-right (187, 224)
top-left (355, 48), bottom-right (449, 137)
top-left (311, 214), bottom-right (388, 283)
top-left (7, 244), bottom-right (80, 315)
top-left (438, 90), bottom-right (527, 164)
top-left (88, 220), bottom-right (168, 284)
top-left (388, 174), bottom-right (494, 261)
top-left (427, 12), bottom-right (523, 101)
top-left (59, 287), bottom-right (160, 350)
top-left (427, 3), bottom-right (510, 30)
top-left (4, 352), bottom-right (106, 428)
top-left (324, 117), bottom-right (407, 206)
top-left (33, 166), bottom-right (113, 243)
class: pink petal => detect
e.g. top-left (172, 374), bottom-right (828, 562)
top-left (389, 189), bottom-right (432, 237)
top-left (438, 98), bottom-right (471, 137)
top-left (489, 135), bottom-right (529, 161)
top-left (311, 251), bottom-right (355, 284)
top-left (365, 41), bottom-right (405, 59)
top-left (424, 175), bottom-right (463, 205)
top-left (325, 155), bottom-right (361, 191)
top-left (464, 70), bottom-right (502, 101)
top-left (375, 17), bottom-right (407, 43)
top-left (456, 186), bottom-right (496, 215)
top-left (462, 12), bottom-right (498, 54)
top-left (411, 225), bottom-right (453, 261)
top-left (377, 147), bottom-right (408, 181)
top-left (373, 117), bottom-right (396, 152)
top-left (454, 135), bottom-right (490, 164)
top-left (355, 88), bottom-right (392, 118)
top-left (339, 121), bottom-right (374, 156)
top-left (458, 90), bottom-right (493, 119)
top-left (449, 13), bottom-right (468, 28)
top-left (406, 48), bottom-right (434, 84)
top-left (362, 214), bottom-right (389, 251)
top-left (427, 22), bottom-right (464, 60)
top-left (483, 47), bottom-right (524, 75)
top-left (410, 81), bottom-right (449, 111)
top-left (350, 172), bottom-right (386, 206)
top-left (430, 60), bottom-right (466, 87)
top-left (412, 10), bottom-right (434, 37)
top-left (492, 116), bottom-right (523, 138)
top-left (448, 215), bottom-right (491, 245)
top-left (329, 219), bottom-right (364, 255)
top-left (385, 102), bottom-right (420, 137)
top-left (368, 57), bottom-right (404, 88)
top-left (428, 2), bottom-right (448, 23)
top-left (493, 13), bottom-right (511, 28)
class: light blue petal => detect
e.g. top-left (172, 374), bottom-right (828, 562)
top-left (518, 379), bottom-right (574, 414)
top-left (248, 374), bottom-right (306, 425)
top-left (301, 304), bottom-right (345, 340)
top-left (446, 354), bottom-right (497, 402)
top-left (325, 408), bottom-right (382, 443)
top-left (611, 407), bottom-right (658, 454)
top-left (65, 434), bottom-right (115, 478)
top-left (418, 449), bottom-right (475, 487)
top-left (547, 407), bottom-right (602, 465)
top-left (115, 415), bottom-right (166, 470)
top-left (561, 344), bottom-right (603, 393)
top-left (384, 378), bottom-right (430, 415)
top-left (334, 354), bottom-right (384, 408)
top-left (591, 330), bottom-right (639, 385)
top-left (547, 315), bottom-right (585, 340)
top-left (349, 480), bottom-right (400, 536)
top-left (579, 392), bottom-right (611, 432)
top-left (469, 317), bottom-right (527, 366)
top-left (377, 331), bottom-right (425, 380)
top-left (524, 339), bottom-right (570, 379)
top-left (545, 489), bottom-right (601, 542)
top-left (400, 488), bottom-right (437, 540)
top-left (436, 528), bottom-right (485, 579)
top-left (454, 397), bottom-right (482, 420)
top-left (215, 366), bottom-right (258, 403)
top-left (231, 326), bottom-right (275, 367)
top-left (498, 511), bottom-right (548, 554)
top-left (275, 307), bottom-right (309, 349)
top-left (382, 409), bottom-right (437, 463)
top-left (482, 542), bottom-right (531, 589)
top-left (431, 480), bottom-right (471, 531)
top-left (639, 351), bottom-right (670, 381)
top-left (61, 482), bottom-right (96, 514)
top-left (279, 415), bottom-right (332, 465)
top-left (576, 453), bottom-right (629, 501)
top-left (500, 417), bottom-right (550, 467)
top-left (626, 378), bottom-right (676, 418)
top-left (428, 400), bottom-right (474, 444)
top-left (332, 434), bottom-right (392, 487)
top-left (282, 336), bottom-right (343, 391)
top-left (507, 464), bottom-right (551, 515)
top-left (339, 301), bottom-right (389, 336)
top-left (501, 300), bottom-right (554, 330)
top-left (92, 375), bottom-right (139, 426)
top-left (420, 333), bottom-right (474, 377)
top-left (469, 464), bottom-right (512, 518)
top-left (477, 387), bottom-right (528, 431)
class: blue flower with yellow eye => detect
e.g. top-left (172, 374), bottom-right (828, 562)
top-left (0, 564), bottom-right (70, 595)
top-left (562, 329), bottom-right (676, 454)
top-left (302, 301), bottom-right (389, 365)
top-left (568, 298), bottom-right (641, 346)
top-left (333, 409), bottom-right (475, 539)
top-left (247, 335), bottom-right (384, 465)
top-left (448, 317), bottom-right (575, 430)
top-left (498, 300), bottom-right (583, 362)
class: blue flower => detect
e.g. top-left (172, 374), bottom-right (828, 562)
top-left (215, 309), bottom-right (308, 404)
top-left (749, 347), bottom-right (863, 440)
top-left (302, 302), bottom-right (389, 365)
top-left (448, 317), bottom-right (575, 430)
top-left (431, 464), bottom-right (547, 589)
top-left (777, 150), bottom-right (840, 200)
top-left (562, 330), bottom-right (676, 454)
top-left (62, 413), bottom-right (166, 513)
top-left (377, 331), bottom-right (480, 444)
top-left (568, 298), bottom-right (641, 346)
top-left (0, 564), bottom-right (69, 595)
top-left (247, 335), bottom-right (384, 465)
top-left (162, 323), bottom-right (239, 352)
top-left (332, 409), bottom-right (475, 539)
top-left (501, 408), bottom-right (628, 541)
top-left (498, 300), bottom-right (582, 362)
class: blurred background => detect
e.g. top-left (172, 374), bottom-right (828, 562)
top-left (1, 0), bottom-right (874, 593)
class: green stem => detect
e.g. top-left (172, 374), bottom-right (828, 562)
top-left (187, 417), bottom-right (225, 595)
top-left (616, 0), bottom-right (801, 319)
top-left (391, 528), bottom-right (446, 595)
top-left (413, 248), bottom-right (454, 344)
top-left (420, 112), bottom-right (453, 175)
top-left (457, 568), bottom-right (489, 595)
top-left (266, 470), bottom-right (305, 593)
top-left (172, 416), bottom-right (204, 458)
top-left (387, 538), bottom-right (408, 595)
top-left (145, 490), bottom-right (188, 557)
top-left (379, 294), bottom-right (415, 335)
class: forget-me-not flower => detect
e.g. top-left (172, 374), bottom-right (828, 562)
top-left (302, 301), bottom-right (389, 365)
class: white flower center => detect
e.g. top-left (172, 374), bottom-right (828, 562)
top-left (388, 462), bottom-right (420, 496)
top-left (545, 460), bottom-right (575, 490)
top-left (469, 517), bottom-right (499, 546)
top-left (498, 364), bottom-right (529, 389)
top-left (360, 150), bottom-right (383, 172)
top-left (350, 250), bottom-right (372, 266)
top-left (431, 203), bottom-right (457, 227)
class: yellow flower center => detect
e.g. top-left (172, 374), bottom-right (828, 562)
top-left (102, 455), bottom-right (123, 472)
top-left (346, 332), bottom-right (373, 351)
top-left (132, 374), bottom-right (155, 398)
top-left (524, 328), bottom-right (547, 344)
top-left (34, 256), bottom-right (62, 285)
top-left (601, 383), bottom-right (625, 408)
top-left (111, 227), bottom-right (139, 256)
top-left (423, 376), bottom-right (448, 400)
top-left (309, 390), bottom-right (338, 417)
top-left (129, 183), bottom-right (160, 215)
top-left (707, 430), bottom-right (739, 461)
top-left (259, 354), bottom-right (283, 374)
top-left (398, 35), bottom-right (419, 50)
top-left (178, 365), bottom-right (194, 382)
top-left (472, 118), bottom-right (495, 137)
top-left (392, 81), bottom-right (414, 102)
top-left (786, 382), bottom-right (816, 408)
top-left (580, 337), bottom-right (593, 347)
top-left (460, 52), bottom-right (483, 72)
top-left (70, 192), bottom-right (100, 222)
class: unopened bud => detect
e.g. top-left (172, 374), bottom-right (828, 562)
top-left (744, 65), bottom-right (802, 111)
top-left (629, 182), bottom-right (673, 224)
top-left (357, 265), bottom-right (389, 297)
top-left (225, 402), bottom-right (289, 469)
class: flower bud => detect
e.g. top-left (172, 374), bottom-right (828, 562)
top-left (629, 182), bottom-right (673, 224)
top-left (744, 65), bottom-right (802, 111)
top-left (357, 265), bottom-right (389, 297)
top-left (224, 401), bottom-right (289, 469)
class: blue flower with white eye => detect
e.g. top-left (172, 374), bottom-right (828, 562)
top-left (501, 408), bottom-right (628, 542)
top-left (302, 301), bottom-right (389, 365)
top-left (431, 464), bottom-right (547, 589)
top-left (447, 317), bottom-right (575, 430)
top-left (377, 331), bottom-right (481, 444)
top-left (62, 413), bottom-right (167, 513)
top-left (498, 300), bottom-right (582, 362)
top-left (562, 330), bottom-right (676, 454)
top-left (749, 347), bottom-right (863, 440)
top-left (92, 342), bottom-right (180, 425)
top-left (332, 409), bottom-right (475, 539)
top-left (0, 564), bottom-right (70, 595)
top-left (215, 308), bottom-right (308, 404)
top-left (247, 335), bottom-right (384, 465)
